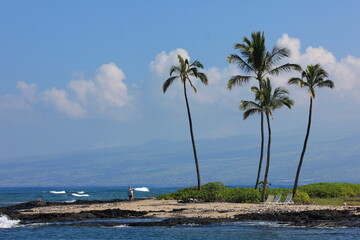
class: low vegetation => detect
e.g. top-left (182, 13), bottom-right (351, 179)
top-left (157, 182), bottom-right (360, 205)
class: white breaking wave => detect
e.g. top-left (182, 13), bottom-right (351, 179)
top-left (134, 187), bottom-right (150, 192)
top-left (0, 215), bottom-right (20, 229)
top-left (50, 191), bottom-right (66, 194)
top-left (72, 193), bottom-right (90, 197)
top-left (77, 191), bottom-right (85, 194)
top-left (64, 200), bottom-right (76, 203)
top-left (114, 224), bottom-right (129, 228)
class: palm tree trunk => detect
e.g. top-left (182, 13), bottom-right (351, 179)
top-left (255, 112), bottom-right (264, 189)
top-left (293, 98), bottom-right (313, 197)
top-left (261, 113), bottom-right (271, 202)
top-left (183, 81), bottom-right (201, 190)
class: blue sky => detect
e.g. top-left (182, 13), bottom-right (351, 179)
top-left (1, 0), bottom-right (360, 159)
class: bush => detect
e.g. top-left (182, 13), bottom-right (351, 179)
top-left (219, 188), bottom-right (261, 203)
top-left (156, 182), bottom-right (227, 202)
top-left (299, 183), bottom-right (360, 198)
top-left (156, 182), bottom-right (261, 203)
top-left (293, 191), bottom-right (312, 204)
top-left (157, 182), bottom-right (360, 203)
top-left (200, 182), bottom-right (227, 202)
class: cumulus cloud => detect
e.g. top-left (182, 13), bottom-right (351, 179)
top-left (67, 63), bottom-right (130, 109)
top-left (94, 63), bottom-right (130, 107)
top-left (16, 81), bottom-right (37, 102)
top-left (43, 88), bottom-right (86, 118)
top-left (43, 62), bottom-right (133, 118)
top-left (149, 48), bottom-right (243, 107)
top-left (0, 63), bottom-right (135, 119)
top-left (0, 94), bottom-right (31, 112)
top-left (150, 48), bottom-right (190, 78)
top-left (276, 34), bottom-right (360, 103)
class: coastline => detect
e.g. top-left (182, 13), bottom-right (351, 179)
top-left (1, 199), bottom-right (359, 228)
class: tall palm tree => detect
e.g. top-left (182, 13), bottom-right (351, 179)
top-left (241, 78), bottom-right (294, 201)
top-left (228, 31), bottom-right (301, 189)
top-left (288, 64), bottom-right (334, 197)
top-left (163, 55), bottom-right (208, 190)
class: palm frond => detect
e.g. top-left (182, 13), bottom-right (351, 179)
top-left (191, 60), bottom-right (204, 69)
top-left (169, 65), bottom-right (181, 76)
top-left (162, 76), bottom-right (179, 93)
top-left (308, 88), bottom-right (316, 99)
top-left (189, 67), bottom-right (199, 77)
top-left (240, 100), bottom-right (261, 110)
top-left (242, 108), bottom-right (262, 120)
top-left (177, 55), bottom-right (186, 69)
top-left (196, 72), bottom-right (208, 85)
top-left (227, 54), bottom-right (254, 73)
top-left (227, 75), bottom-right (252, 90)
top-left (267, 63), bottom-right (302, 76)
top-left (316, 79), bottom-right (334, 89)
top-left (187, 79), bottom-right (197, 93)
top-left (288, 77), bottom-right (306, 87)
top-left (268, 46), bottom-right (291, 64)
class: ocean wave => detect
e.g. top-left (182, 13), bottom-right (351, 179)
top-left (77, 191), bottom-right (85, 194)
top-left (113, 224), bottom-right (129, 228)
top-left (64, 200), bottom-right (76, 203)
top-left (0, 215), bottom-right (20, 229)
top-left (50, 191), bottom-right (66, 194)
top-left (71, 193), bottom-right (90, 197)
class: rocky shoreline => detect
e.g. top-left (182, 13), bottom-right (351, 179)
top-left (1, 199), bottom-right (359, 228)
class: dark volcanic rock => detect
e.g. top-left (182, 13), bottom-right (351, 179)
top-left (235, 209), bottom-right (360, 228)
top-left (62, 218), bottom-right (234, 228)
top-left (18, 209), bottom-right (147, 223)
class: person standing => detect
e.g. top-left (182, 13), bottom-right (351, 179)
top-left (128, 187), bottom-right (134, 201)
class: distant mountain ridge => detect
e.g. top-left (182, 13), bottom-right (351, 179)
top-left (0, 131), bottom-right (359, 187)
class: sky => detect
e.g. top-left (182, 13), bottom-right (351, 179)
top-left (1, 0), bottom-right (360, 159)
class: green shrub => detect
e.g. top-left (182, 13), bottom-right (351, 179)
top-left (156, 182), bottom-right (360, 203)
top-left (299, 183), bottom-right (360, 198)
top-left (200, 182), bottom-right (227, 202)
top-left (219, 188), bottom-right (261, 203)
top-left (293, 191), bottom-right (312, 204)
top-left (156, 182), bottom-right (227, 202)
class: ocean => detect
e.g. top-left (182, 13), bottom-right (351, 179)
top-left (1, 187), bottom-right (359, 240)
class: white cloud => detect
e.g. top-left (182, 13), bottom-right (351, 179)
top-left (149, 48), bottom-right (244, 108)
top-left (68, 80), bottom-right (96, 104)
top-left (68, 62), bottom-right (130, 110)
top-left (276, 34), bottom-right (360, 103)
top-left (16, 81), bottom-right (37, 102)
top-left (49, 62), bottom-right (133, 118)
top-left (150, 48), bottom-right (190, 78)
top-left (94, 63), bottom-right (130, 107)
top-left (3, 63), bottom-right (135, 119)
top-left (43, 88), bottom-right (86, 118)
top-left (0, 94), bottom-right (31, 112)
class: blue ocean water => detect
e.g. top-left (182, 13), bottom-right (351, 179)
top-left (0, 186), bottom-right (177, 207)
top-left (1, 187), bottom-right (359, 240)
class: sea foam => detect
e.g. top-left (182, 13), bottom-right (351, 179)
top-left (50, 191), bottom-right (66, 194)
top-left (72, 193), bottom-right (90, 197)
top-left (0, 215), bottom-right (20, 229)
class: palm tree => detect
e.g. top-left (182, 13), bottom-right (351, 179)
top-left (163, 55), bottom-right (208, 190)
top-left (241, 78), bottom-right (294, 202)
top-left (228, 31), bottom-right (301, 189)
top-left (288, 64), bottom-right (334, 197)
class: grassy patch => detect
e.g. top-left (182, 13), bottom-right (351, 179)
top-left (312, 198), bottom-right (345, 206)
top-left (312, 195), bottom-right (360, 206)
top-left (344, 195), bottom-right (360, 206)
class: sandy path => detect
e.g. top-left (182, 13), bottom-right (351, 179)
top-left (20, 199), bottom-right (348, 219)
